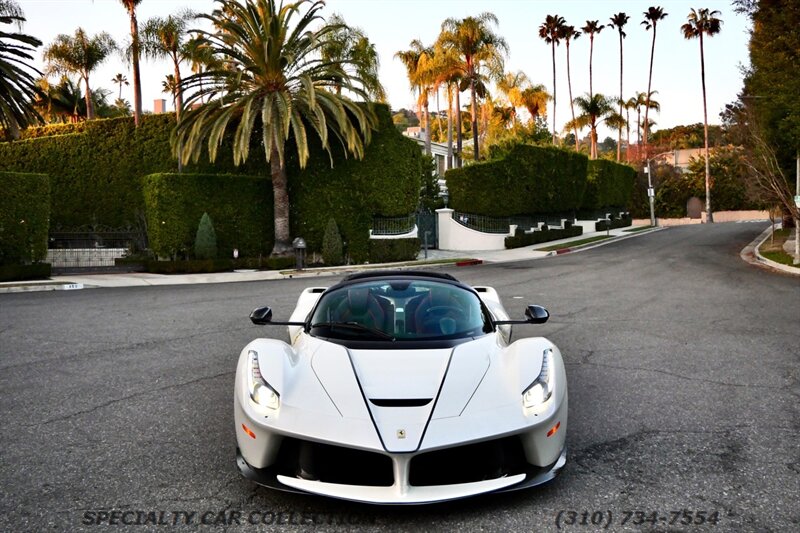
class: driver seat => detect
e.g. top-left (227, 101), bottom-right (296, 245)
top-left (333, 287), bottom-right (391, 331)
top-left (405, 287), bottom-right (457, 334)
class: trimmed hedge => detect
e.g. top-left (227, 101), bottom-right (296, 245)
top-left (369, 238), bottom-right (421, 263)
top-left (445, 144), bottom-right (588, 216)
top-left (0, 106), bottom-right (421, 265)
top-left (142, 173), bottom-right (273, 259)
top-left (142, 256), bottom-right (295, 274)
top-left (288, 105), bottom-right (422, 262)
top-left (505, 226), bottom-right (583, 249)
top-left (0, 172), bottom-right (51, 263)
top-left (0, 263), bottom-right (52, 282)
top-left (582, 159), bottom-right (637, 211)
top-left (595, 214), bottom-right (632, 231)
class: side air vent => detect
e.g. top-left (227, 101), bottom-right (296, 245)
top-left (310, 288), bottom-right (326, 293)
top-left (369, 398), bottom-right (432, 407)
top-left (474, 287), bottom-right (488, 292)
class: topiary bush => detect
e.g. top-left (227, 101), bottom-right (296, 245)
top-left (194, 212), bottom-right (218, 260)
top-left (0, 172), bottom-right (50, 264)
top-left (504, 226), bottom-right (583, 249)
top-left (322, 218), bottom-right (343, 266)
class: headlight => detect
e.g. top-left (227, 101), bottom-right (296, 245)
top-left (248, 350), bottom-right (280, 410)
top-left (523, 348), bottom-right (553, 408)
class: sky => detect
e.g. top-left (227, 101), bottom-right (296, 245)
top-left (17, 0), bottom-right (751, 140)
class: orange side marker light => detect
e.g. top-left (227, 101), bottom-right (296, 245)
top-left (547, 421), bottom-right (561, 438)
top-left (241, 423), bottom-right (256, 439)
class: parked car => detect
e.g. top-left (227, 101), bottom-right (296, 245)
top-left (235, 270), bottom-right (568, 504)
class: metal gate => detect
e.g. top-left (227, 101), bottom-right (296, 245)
top-left (416, 209), bottom-right (438, 249)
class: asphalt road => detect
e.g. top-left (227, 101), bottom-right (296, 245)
top-left (1, 223), bottom-right (798, 532)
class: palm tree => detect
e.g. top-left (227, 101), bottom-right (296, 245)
top-left (111, 73), bottom-right (128, 99)
top-left (439, 12), bottom-right (508, 160)
top-left (43, 28), bottom-right (116, 120)
top-left (396, 40), bottom-right (434, 155)
top-left (141, 10), bottom-right (193, 120)
top-left (565, 93), bottom-right (624, 159)
top-left (641, 6), bottom-right (668, 154)
top-left (682, 8), bottom-right (722, 224)
top-left (431, 43), bottom-right (463, 168)
top-left (174, 0), bottom-right (377, 256)
top-left (538, 14), bottom-right (565, 144)
top-left (581, 20), bottom-right (605, 100)
top-left (162, 74), bottom-right (178, 109)
top-left (322, 13), bottom-right (385, 102)
top-left (0, 0), bottom-right (42, 138)
top-left (496, 70), bottom-right (549, 126)
top-left (119, 0), bottom-right (142, 126)
top-left (561, 24), bottom-right (580, 151)
top-left (608, 12), bottom-right (629, 161)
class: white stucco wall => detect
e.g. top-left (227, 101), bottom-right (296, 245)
top-left (436, 209), bottom-right (511, 251)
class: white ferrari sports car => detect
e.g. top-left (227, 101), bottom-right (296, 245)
top-left (234, 271), bottom-right (567, 504)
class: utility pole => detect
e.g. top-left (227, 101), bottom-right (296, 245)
top-left (795, 150), bottom-right (799, 264)
top-left (646, 158), bottom-right (656, 227)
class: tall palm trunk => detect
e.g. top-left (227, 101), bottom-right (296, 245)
top-left (129, 7), bottom-right (142, 127)
top-left (172, 55), bottom-right (183, 120)
top-left (446, 85), bottom-right (453, 170)
top-left (269, 144), bottom-right (292, 255)
top-left (617, 31), bottom-right (623, 161)
top-left (455, 89), bottom-right (462, 168)
top-left (469, 63), bottom-right (479, 160)
top-left (424, 98), bottom-right (431, 156)
top-left (643, 25), bottom-right (657, 157)
top-left (550, 40), bottom-right (557, 144)
top-left (82, 73), bottom-right (94, 119)
top-left (566, 40), bottom-right (578, 151)
top-left (588, 35), bottom-right (596, 157)
top-left (625, 107), bottom-right (631, 161)
top-left (699, 31), bottom-right (713, 223)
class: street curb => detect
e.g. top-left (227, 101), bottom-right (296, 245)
top-left (0, 282), bottom-right (84, 294)
top-left (743, 224), bottom-right (800, 276)
top-left (541, 226), bottom-right (666, 257)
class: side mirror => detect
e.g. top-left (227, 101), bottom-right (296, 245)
top-left (525, 305), bottom-right (549, 324)
top-left (250, 306), bottom-right (273, 325)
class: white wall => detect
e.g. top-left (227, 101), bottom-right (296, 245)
top-left (436, 209), bottom-right (511, 251)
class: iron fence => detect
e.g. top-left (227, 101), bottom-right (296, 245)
top-left (371, 215), bottom-right (416, 236)
top-left (451, 211), bottom-right (577, 234)
top-left (48, 230), bottom-right (146, 250)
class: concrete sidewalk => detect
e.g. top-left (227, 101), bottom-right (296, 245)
top-left (0, 224), bottom-right (662, 292)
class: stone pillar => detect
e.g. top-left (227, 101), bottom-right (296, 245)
top-left (436, 208), bottom-right (454, 250)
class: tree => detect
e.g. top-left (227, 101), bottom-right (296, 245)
top-left (162, 74), bottom-right (178, 109)
top-left (322, 13), bottom-right (385, 102)
top-left (396, 40), bottom-right (434, 155)
top-left (119, 0), bottom-right (142, 126)
top-left (641, 6), bottom-right (668, 155)
top-left (141, 10), bottom-right (194, 120)
top-left (173, 0), bottom-right (378, 256)
top-left (608, 12), bottom-right (629, 161)
top-left (43, 28), bottom-right (116, 120)
top-left (565, 93), bottom-right (624, 159)
top-left (682, 8), bottom-right (722, 223)
top-left (496, 70), bottom-right (548, 126)
top-left (440, 12), bottom-right (508, 160)
top-left (194, 212), bottom-right (218, 260)
top-left (322, 218), bottom-right (343, 265)
top-left (111, 72), bottom-right (128, 99)
top-left (633, 90), bottom-right (660, 154)
top-left (581, 20), bottom-right (605, 101)
top-left (538, 14), bottom-right (565, 144)
top-left (0, 0), bottom-right (42, 138)
top-left (561, 24), bottom-right (580, 151)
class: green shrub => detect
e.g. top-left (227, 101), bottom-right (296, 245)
top-left (369, 238), bottom-right (420, 263)
top-left (0, 262), bottom-right (51, 282)
top-left (581, 159), bottom-right (637, 212)
top-left (142, 173), bottom-right (273, 259)
top-left (322, 218), bottom-right (344, 266)
top-left (0, 172), bottom-right (50, 263)
top-left (446, 144), bottom-right (588, 216)
top-left (595, 214), bottom-right (632, 231)
top-left (505, 226), bottom-right (583, 249)
top-left (194, 212), bottom-right (218, 260)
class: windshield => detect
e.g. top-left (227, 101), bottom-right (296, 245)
top-left (309, 279), bottom-right (489, 341)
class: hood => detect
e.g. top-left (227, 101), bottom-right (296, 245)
top-left (310, 340), bottom-right (492, 453)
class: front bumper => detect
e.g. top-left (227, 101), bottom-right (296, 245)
top-left (236, 445), bottom-right (566, 505)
